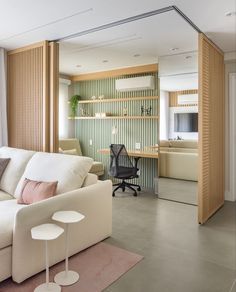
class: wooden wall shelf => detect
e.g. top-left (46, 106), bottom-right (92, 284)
top-left (76, 96), bottom-right (158, 104)
top-left (68, 116), bottom-right (159, 120)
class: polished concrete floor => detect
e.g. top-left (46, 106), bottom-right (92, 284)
top-left (158, 177), bottom-right (198, 205)
top-left (105, 191), bottom-right (236, 292)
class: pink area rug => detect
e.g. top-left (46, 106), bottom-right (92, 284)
top-left (0, 242), bottom-right (143, 292)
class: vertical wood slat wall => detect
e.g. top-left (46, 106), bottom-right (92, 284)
top-left (169, 89), bottom-right (198, 107)
top-left (49, 42), bottom-right (59, 153)
top-left (198, 33), bottom-right (225, 224)
top-left (7, 41), bottom-right (59, 152)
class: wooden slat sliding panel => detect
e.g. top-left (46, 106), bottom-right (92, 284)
top-left (49, 42), bottom-right (59, 153)
top-left (7, 41), bottom-right (59, 152)
top-left (8, 42), bottom-right (46, 151)
top-left (198, 33), bottom-right (225, 224)
top-left (169, 89), bottom-right (198, 107)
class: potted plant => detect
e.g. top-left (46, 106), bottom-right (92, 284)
top-left (69, 95), bottom-right (80, 117)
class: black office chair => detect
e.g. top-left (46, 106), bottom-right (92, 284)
top-left (108, 144), bottom-right (141, 197)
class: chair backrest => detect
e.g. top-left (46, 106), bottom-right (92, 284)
top-left (109, 144), bottom-right (134, 177)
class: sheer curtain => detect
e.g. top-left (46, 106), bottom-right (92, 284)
top-left (0, 48), bottom-right (8, 147)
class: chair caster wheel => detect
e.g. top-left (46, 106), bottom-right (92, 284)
top-left (112, 193), bottom-right (115, 197)
top-left (122, 187), bottom-right (125, 192)
top-left (133, 192), bottom-right (137, 197)
top-left (137, 186), bottom-right (141, 191)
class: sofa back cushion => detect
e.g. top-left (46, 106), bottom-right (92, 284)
top-left (170, 140), bottom-right (198, 149)
top-left (0, 147), bottom-right (35, 195)
top-left (14, 152), bottom-right (93, 198)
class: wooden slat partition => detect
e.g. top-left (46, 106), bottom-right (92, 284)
top-left (49, 42), bottom-right (59, 153)
top-left (7, 41), bottom-right (59, 152)
top-left (198, 33), bottom-right (225, 224)
top-left (169, 89), bottom-right (198, 107)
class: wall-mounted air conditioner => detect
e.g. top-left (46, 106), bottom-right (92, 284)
top-left (178, 94), bottom-right (198, 105)
top-left (115, 76), bottom-right (155, 92)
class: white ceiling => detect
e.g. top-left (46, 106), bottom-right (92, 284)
top-left (0, 0), bottom-right (235, 52)
top-left (59, 10), bottom-right (198, 75)
top-left (0, 0), bottom-right (235, 88)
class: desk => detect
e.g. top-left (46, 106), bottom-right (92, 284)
top-left (98, 148), bottom-right (158, 159)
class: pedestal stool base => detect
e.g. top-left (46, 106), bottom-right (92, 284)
top-left (54, 270), bottom-right (79, 286)
top-left (34, 282), bottom-right (61, 292)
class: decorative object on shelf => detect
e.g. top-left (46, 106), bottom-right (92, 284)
top-left (141, 105), bottom-right (152, 116)
top-left (77, 96), bottom-right (158, 104)
top-left (98, 94), bottom-right (104, 100)
top-left (91, 95), bottom-right (96, 100)
top-left (95, 112), bottom-right (109, 118)
top-left (80, 107), bottom-right (86, 117)
top-left (123, 107), bottom-right (128, 116)
top-left (69, 95), bottom-right (81, 117)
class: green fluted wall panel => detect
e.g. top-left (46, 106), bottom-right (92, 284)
top-left (72, 73), bottom-right (159, 189)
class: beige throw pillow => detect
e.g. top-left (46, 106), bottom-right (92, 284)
top-left (0, 158), bottom-right (10, 181)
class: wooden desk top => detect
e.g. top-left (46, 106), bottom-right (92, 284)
top-left (98, 148), bottom-right (158, 159)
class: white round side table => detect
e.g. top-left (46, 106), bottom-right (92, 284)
top-left (31, 223), bottom-right (64, 292)
top-left (52, 211), bottom-right (85, 286)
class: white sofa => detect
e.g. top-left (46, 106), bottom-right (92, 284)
top-left (0, 147), bottom-right (112, 283)
top-left (159, 140), bottom-right (198, 181)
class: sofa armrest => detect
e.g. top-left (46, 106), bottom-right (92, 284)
top-left (12, 180), bottom-right (112, 283)
top-left (82, 173), bottom-right (98, 186)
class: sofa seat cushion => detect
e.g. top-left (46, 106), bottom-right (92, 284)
top-left (15, 152), bottom-right (93, 198)
top-left (0, 190), bottom-right (13, 201)
top-left (0, 147), bottom-right (35, 195)
top-left (0, 200), bottom-right (25, 249)
top-left (89, 161), bottom-right (104, 176)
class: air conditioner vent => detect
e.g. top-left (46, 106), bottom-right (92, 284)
top-left (115, 76), bottom-right (155, 92)
top-left (178, 94), bottom-right (198, 105)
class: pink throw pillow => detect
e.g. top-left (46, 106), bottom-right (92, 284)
top-left (17, 178), bottom-right (58, 204)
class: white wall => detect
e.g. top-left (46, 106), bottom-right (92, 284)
top-left (169, 106), bottom-right (198, 140)
top-left (159, 90), bottom-right (169, 140)
top-left (59, 78), bottom-right (74, 139)
top-left (224, 59), bottom-right (236, 201)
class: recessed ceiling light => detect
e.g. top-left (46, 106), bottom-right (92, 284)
top-left (133, 54), bottom-right (141, 57)
top-left (170, 47), bottom-right (179, 51)
top-left (76, 64), bottom-right (82, 68)
top-left (102, 60), bottom-right (109, 63)
top-left (225, 11), bottom-right (236, 17)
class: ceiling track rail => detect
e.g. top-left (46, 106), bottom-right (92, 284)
top-left (55, 6), bottom-right (203, 43)
top-left (172, 6), bottom-right (202, 33)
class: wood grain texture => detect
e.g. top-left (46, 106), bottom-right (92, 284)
top-left (71, 64), bottom-right (158, 81)
top-left (198, 33), bottom-right (225, 224)
top-left (7, 45), bottom-right (45, 151)
top-left (77, 96), bottom-right (159, 104)
top-left (49, 42), bottom-right (59, 153)
top-left (7, 41), bottom-right (59, 152)
top-left (169, 90), bottom-right (198, 107)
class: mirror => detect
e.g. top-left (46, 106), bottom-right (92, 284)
top-left (158, 52), bottom-right (198, 205)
